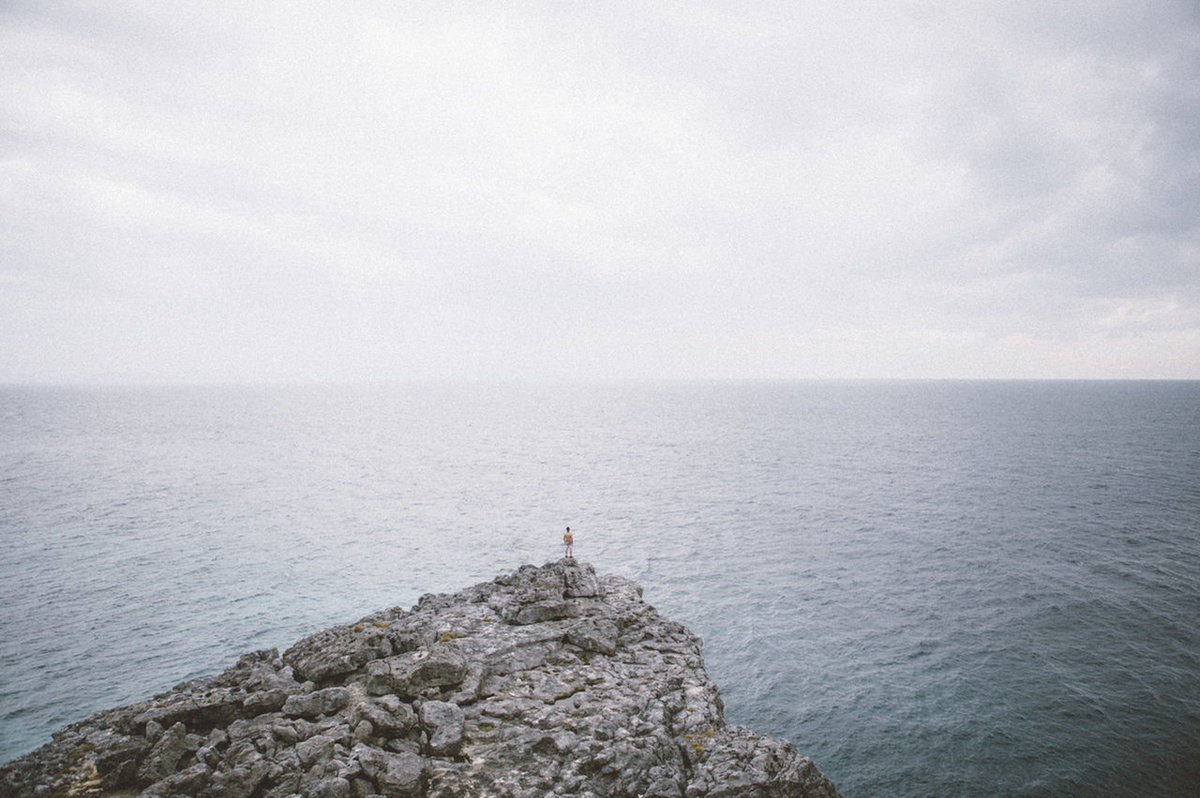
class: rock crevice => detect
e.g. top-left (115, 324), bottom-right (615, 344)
top-left (0, 560), bottom-right (841, 797)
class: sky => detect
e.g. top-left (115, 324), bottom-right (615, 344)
top-left (2, 1), bottom-right (1199, 383)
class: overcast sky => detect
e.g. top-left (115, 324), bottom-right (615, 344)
top-left (2, 1), bottom-right (1198, 383)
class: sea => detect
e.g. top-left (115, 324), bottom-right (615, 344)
top-left (1, 380), bottom-right (1198, 797)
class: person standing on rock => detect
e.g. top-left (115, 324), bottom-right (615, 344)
top-left (564, 526), bottom-right (574, 558)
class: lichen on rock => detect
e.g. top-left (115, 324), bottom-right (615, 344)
top-left (0, 559), bottom-right (841, 797)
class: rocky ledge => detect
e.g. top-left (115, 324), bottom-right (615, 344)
top-left (1, 560), bottom-right (840, 797)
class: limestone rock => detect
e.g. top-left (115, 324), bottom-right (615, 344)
top-left (242, 687), bottom-right (290, 715)
top-left (566, 617), bottom-right (619, 655)
top-left (354, 694), bottom-right (415, 737)
top-left (0, 559), bottom-right (841, 797)
top-left (284, 620), bottom-right (400, 684)
top-left (353, 743), bottom-right (424, 795)
top-left (365, 643), bottom-right (468, 699)
top-left (137, 721), bottom-right (187, 785)
top-left (300, 775), bottom-right (352, 798)
top-left (419, 700), bottom-right (465, 756)
top-left (562, 563), bottom-right (603, 597)
top-left (282, 686), bottom-right (351, 719)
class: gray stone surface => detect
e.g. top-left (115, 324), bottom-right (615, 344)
top-left (137, 720), bottom-right (187, 784)
top-left (0, 559), bottom-right (841, 797)
top-left (419, 700), bottom-right (465, 756)
top-left (353, 743), bottom-right (424, 795)
top-left (282, 686), bottom-right (351, 719)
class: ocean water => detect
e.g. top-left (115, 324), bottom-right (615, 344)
top-left (1, 381), bottom-right (1198, 796)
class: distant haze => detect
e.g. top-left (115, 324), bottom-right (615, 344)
top-left (2, 1), bottom-right (1198, 383)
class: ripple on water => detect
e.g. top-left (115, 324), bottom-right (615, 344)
top-left (2, 382), bottom-right (1199, 797)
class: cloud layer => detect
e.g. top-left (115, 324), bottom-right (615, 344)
top-left (3, 1), bottom-right (1198, 382)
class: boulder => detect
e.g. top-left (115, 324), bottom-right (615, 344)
top-left (282, 686), bottom-right (351, 719)
top-left (566, 617), bottom-right (619, 655)
top-left (561, 559), bottom-right (604, 597)
top-left (419, 700), bottom-right (465, 756)
top-left (365, 645), bottom-right (467, 698)
top-left (353, 743), bottom-right (424, 795)
top-left (354, 695), bottom-right (415, 737)
top-left (137, 721), bottom-right (187, 785)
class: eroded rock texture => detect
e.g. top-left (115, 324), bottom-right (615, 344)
top-left (0, 560), bottom-right (841, 797)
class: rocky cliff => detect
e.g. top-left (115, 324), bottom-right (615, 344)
top-left (0, 560), bottom-right (841, 797)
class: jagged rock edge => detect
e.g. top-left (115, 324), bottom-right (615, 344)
top-left (0, 560), bottom-right (841, 797)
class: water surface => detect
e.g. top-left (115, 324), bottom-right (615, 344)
top-left (2, 381), bottom-right (1198, 796)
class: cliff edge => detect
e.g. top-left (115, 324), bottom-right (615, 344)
top-left (1, 560), bottom-right (841, 797)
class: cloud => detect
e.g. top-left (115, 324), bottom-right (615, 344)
top-left (1, 1), bottom-right (1198, 382)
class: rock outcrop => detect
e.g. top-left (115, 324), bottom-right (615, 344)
top-left (0, 560), bottom-right (841, 797)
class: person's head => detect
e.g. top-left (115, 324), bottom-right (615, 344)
top-left (566, 526), bottom-right (570, 532)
